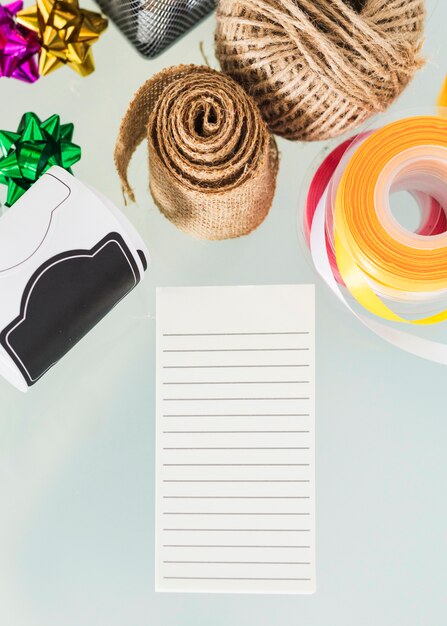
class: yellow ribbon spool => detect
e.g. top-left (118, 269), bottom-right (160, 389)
top-left (334, 115), bottom-right (447, 325)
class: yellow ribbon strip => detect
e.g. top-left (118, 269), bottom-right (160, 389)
top-left (438, 76), bottom-right (447, 109)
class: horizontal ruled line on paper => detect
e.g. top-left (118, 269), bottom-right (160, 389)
top-left (163, 414), bottom-right (310, 418)
top-left (163, 447), bottom-right (310, 451)
top-left (163, 577), bottom-right (311, 581)
top-left (163, 496), bottom-right (311, 500)
top-left (163, 479), bottom-right (310, 483)
top-left (163, 398), bottom-right (310, 402)
top-left (163, 332), bottom-right (310, 337)
top-left (163, 365), bottom-right (310, 369)
top-left (163, 529), bottom-right (311, 532)
top-left (163, 463), bottom-right (310, 467)
top-left (163, 381), bottom-right (310, 385)
top-left (163, 513), bottom-right (310, 516)
top-left (163, 561), bottom-right (311, 565)
top-left (163, 543), bottom-right (310, 550)
top-left (162, 431), bottom-right (310, 435)
top-left (163, 348), bottom-right (310, 353)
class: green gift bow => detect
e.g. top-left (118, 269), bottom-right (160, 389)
top-left (0, 112), bottom-right (81, 206)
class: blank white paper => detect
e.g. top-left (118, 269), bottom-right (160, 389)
top-left (155, 285), bottom-right (315, 594)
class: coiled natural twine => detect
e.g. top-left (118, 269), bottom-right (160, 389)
top-left (115, 65), bottom-right (278, 240)
top-left (216, 0), bottom-right (426, 141)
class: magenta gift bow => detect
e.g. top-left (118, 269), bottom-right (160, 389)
top-left (0, 1), bottom-right (40, 83)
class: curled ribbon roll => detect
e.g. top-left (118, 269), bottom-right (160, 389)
top-left (305, 132), bottom-right (447, 286)
top-left (115, 65), bottom-right (278, 240)
top-left (306, 112), bottom-right (447, 364)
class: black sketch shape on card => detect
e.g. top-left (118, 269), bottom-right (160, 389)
top-left (0, 232), bottom-right (142, 386)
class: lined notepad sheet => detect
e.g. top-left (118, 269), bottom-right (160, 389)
top-left (156, 285), bottom-right (315, 594)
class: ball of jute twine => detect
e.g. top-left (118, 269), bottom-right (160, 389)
top-left (114, 65), bottom-right (278, 240)
top-left (216, 0), bottom-right (426, 142)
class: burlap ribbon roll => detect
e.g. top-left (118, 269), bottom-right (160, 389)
top-left (114, 65), bottom-right (278, 240)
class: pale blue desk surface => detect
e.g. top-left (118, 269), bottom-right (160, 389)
top-left (0, 1), bottom-right (446, 624)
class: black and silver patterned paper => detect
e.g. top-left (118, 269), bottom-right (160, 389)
top-left (94, 0), bottom-right (215, 58)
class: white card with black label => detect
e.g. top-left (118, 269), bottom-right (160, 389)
top-left (156, 285), bottom-right (315, 594)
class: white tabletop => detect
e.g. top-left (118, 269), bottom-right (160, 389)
top-left (0, 1), bottom-right (446, 624)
